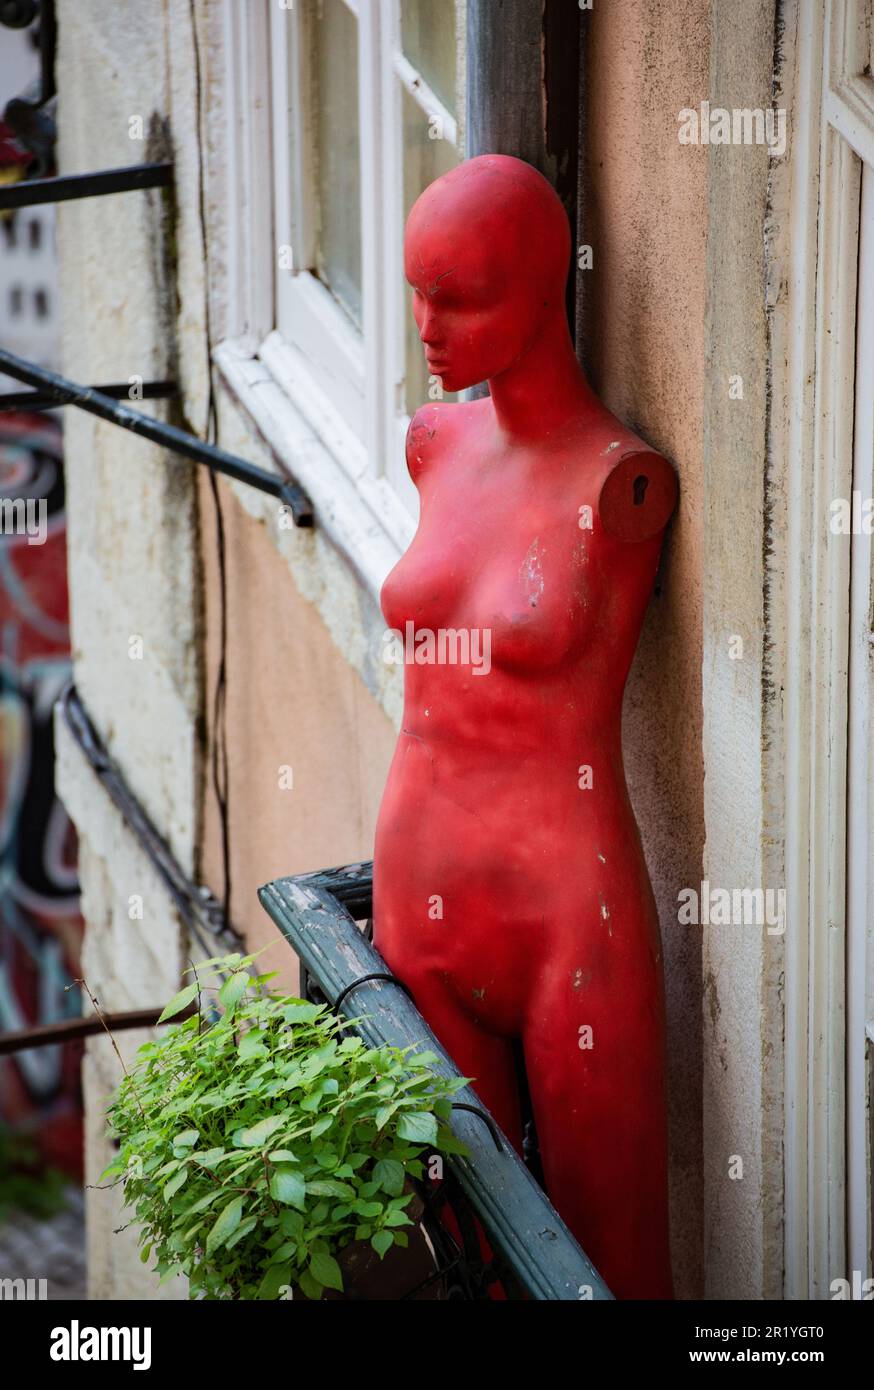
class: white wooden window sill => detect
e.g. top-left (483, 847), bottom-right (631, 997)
top-left (214, 334), bottom-right (415, 603)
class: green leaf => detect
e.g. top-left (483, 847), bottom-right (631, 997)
top-left (310, 1116), bottom-right (334, 1139)
top-left (219, 971), bottom-right (249, 1009)
top-left (267, 1150), bottom-right (299, 1164)
top-left (258, 1264), bottom-right (293, 1300)
top-left (353, 1200), bottom-right (383, 1219)
top-left (268, 1241), bottom-right (297, 1264)
top-left (157, 983), bottom-right (199, 1024)
top-left (282, 1001), bottom-right (323, 1025)
top-left (238, 1030), bottom-right (267, 1061)
top-left (309, 1251), bottom-right (343, 1293)
top-left (384, 1208), bottom-right (413, 1227)
top-left (298, 1270), bottom-right (323, 1301)
top-left (195, 1147), bottom-right (226, 1169)
top-left (163, 1168), bottom-right (188, 1201)
top-left (206, 1196), bottom-right (243, 1254)
top-left (306, 1179), bottom-right (355, 1200)
top-left (372, 1230), bottom-right (394, 1259)
top-left (184, 953), bottom-right (236, 971)
top-left (233, 1115), bottom-right (286, 1148)
top-left (269, 1166), bottom-right (306, 1210)
top-left (184, 1189), bottom-right (225, 1216)
top-left (226, 1215), bottom-right (258, 1250)
top-left (174, 1129), bottom-right (199, 1148)
top-left (396, 1111), bottom-right (438, 1145)
top-left (279, 1210), bottom-right (304, 1239)
top-left (372, 1158), bottom-right (405, 1197)
top-left (408, 1050), bottom-right (439, 1068)
top-left (433, 1124), bottom-right (471, 1157)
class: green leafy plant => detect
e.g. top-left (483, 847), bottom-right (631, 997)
top-left (102, 953), bottom-right (468, 1300)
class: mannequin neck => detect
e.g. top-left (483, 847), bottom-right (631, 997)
top-left (487, 308), bottom-right (597, 442)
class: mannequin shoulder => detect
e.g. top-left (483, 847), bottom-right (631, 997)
top-left (405, 398), bottom-right (488, 484)
top-left (405, 403), bottom-right (449, 474)
top-left (597, 446), bottom-right (678, 542)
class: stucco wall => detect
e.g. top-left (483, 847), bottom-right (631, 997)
top-left (581, 0), bottom-right (710, 1299)
top-left (198, 459), bottom-right (399, 984)
top-left (54, 0), bottom-right (210, 1299)
top-left (700, 0), bottom-right (783, 1301)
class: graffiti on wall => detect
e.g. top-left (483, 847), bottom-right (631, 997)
top-left (0, 411), bottom-right (82, 1177)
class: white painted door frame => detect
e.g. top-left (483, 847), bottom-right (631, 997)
top-left (777, 0), bottom-right (874, 1299)
top-left (846, 162), bottom-right (874, 1288)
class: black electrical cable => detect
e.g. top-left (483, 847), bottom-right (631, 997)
top-left (190, 0), bottom-right (233, 939)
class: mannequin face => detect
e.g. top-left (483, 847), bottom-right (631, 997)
top-left (405, 229), bottom-right (537, 393)
top-left (404, 156), bottom-right (569, 394)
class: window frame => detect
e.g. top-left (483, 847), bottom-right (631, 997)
top-left (777, 0), bottom-right (874, 1298)
top-left (218, 0), bottom-right (465, 594)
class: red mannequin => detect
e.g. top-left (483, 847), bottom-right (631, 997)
top-left (373, 156), bottom-right (677, 1300)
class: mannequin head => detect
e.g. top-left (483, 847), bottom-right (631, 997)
top-left (404, 154), bottom-right (571, 394)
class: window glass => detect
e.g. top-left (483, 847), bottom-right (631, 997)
top-left (314, 0), bottom-right (362, 328)
top-left (401, 0), bottom-right (457, 116)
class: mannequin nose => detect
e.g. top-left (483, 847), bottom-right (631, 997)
top-left (419, 308), bottom-right (441, 345)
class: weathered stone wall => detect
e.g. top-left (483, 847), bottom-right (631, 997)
top-left (582, 0), bottom-right (710, 1299)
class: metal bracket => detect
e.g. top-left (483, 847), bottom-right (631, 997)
top-left (0, 162), bottom-right (173, 211)
top-left (0, 379), bottom-right (177, 412)
top-left (0, 350), bottom-right (314, 525)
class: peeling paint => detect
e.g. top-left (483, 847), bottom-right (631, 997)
top-left (598, 894), bottom-right (613, 936)
top-left (520, 537), bottom-right (545, 608)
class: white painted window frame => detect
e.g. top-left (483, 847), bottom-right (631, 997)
top-left (217, 0), bottom-right (464, 599)
top-left (777, 0), bottom-right (874, 1299)
top-left (846, 161), bottom-right (874, 1292)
